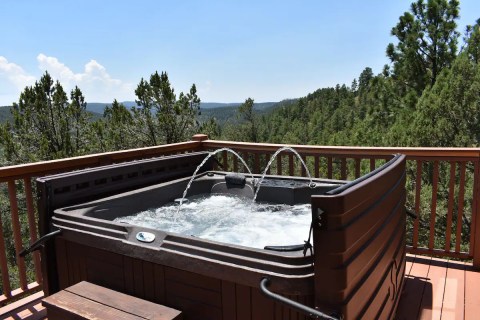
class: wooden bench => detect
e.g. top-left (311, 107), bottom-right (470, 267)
top-left (42, 281), bottom-right (183, 320)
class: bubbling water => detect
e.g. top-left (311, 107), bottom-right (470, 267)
top-left (115, 194), bottom-right (311, 249)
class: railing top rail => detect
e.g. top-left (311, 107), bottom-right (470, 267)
top-left (0, 140), bottom-right (201, 182)
top-left (3, 136), bottom-right (480, 182)
top-left (202, 139), bottom-right (480, 158)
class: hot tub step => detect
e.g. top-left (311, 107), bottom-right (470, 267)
top-left (42, 281), bottom-right (183, 320)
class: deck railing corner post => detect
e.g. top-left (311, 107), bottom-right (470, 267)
top-left (191, 134), bottom-right (209, 142)
top-left (472, 156), bottom-right (480, 269)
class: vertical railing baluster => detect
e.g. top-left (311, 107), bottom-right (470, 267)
top-left (354, 158), bottom-right (361, 179)
top-left (301, 155), bottom-right (307, 177)
top-left (455, 162), bottom-right (466, 253)
top-left (222, 150), bottom-right (228, 171)
top-left (327, 157), bottom-right (333, 179)
top-left (288, 154), bottom-right (294, 176)
top-left (445, 161), bottom-right (456, 252)
top-left (340, 158), bottom-right (347, 180)
top-left (276, 154), bottom-right (282, 176)
top-left (7, 180), bottom-right (28, 290)
top-left (233, 153), bottom-right (238, 173)
top-left (24, 177), bottom-right (42, 284)
top-left (471, 159), bottom-right (480, 268)
top-left (242, 152), bottom-right (249, 174)
top-left (265, 153), bottom-right (271, 175)
top-left (254, 153), bottom-right (260, 174)
top-left (429, 161), bottom-right (439, 250)
top-left (412, 160), bottom-right (422, 249)
top-left (314, 156), bottom-right (320, 178)
top-left (0, 186), bottom-right (12, 298)
top-left (370, 158), bottom-right (375, 172)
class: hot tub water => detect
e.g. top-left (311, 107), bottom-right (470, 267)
top-left (114, 194), bottom-right (311, 249)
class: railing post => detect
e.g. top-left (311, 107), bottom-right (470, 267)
top-left (472, 157), bottom-right (480, 269)
top-left (191, 134), bottom-right (209, 142)
top-left (7, 180), bottom-right (28, 290)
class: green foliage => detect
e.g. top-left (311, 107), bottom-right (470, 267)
top-left (133, 71), bottom-right (200, 145)
top-left (463, 18), bottom-right (480, 64)
top-left (237, 98), bottom-right (258, 142)
top-left (411, 53), bottom-right (480, 147)
top-left (386, 0), bottom-right (460, 93)
top-left (0, 72), bottom-right (91, 163)
top-left (199, 117), bottom-right (220, 140)
top-left (90, 100), bottom-right (135, 152)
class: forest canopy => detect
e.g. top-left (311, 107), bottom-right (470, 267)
top-left (0, 0), bottom-right (479, 165)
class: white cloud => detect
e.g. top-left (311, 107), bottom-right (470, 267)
top-left (0, 55), bottom-right (135, 105)
top-left (0, 56), bottom-right (36, 91)
top-left (37, 54), bottom-right (134, 102)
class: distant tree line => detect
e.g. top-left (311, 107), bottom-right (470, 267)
top-left (221, 0), bottom-right (480, 149)
top-left (1, 0), bottom-right (479, 163)
top-left (0, 71), bottom-right (207, 164)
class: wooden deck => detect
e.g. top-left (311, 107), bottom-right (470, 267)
top-left (396, 255), bottom-right (480, 320)
top-left (1, 255), bottom-right (479, 320)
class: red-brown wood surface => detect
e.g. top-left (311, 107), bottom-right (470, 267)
top-left (51, 238), bottom-right (315, 320)
top-left (413, 160), bottom-right (423, 249)
top-left (42, 281), bottom-right (183, 320)
top-left (442, 260), bottom-right (465, 320)
top-left (445, 162), bottom-right (456, 252)
top-left (471, 160), bottom-right (480, 266)
top-left (327, 157), bottom-right (333, 179)
top-left (395, 255), bottom-right (480, 320)
top-left (429, 161), bottom-right (439, 250)
top-left (418, 258), bottom-right (448, 320)
top-left (2, 254), bottom-right (479, 320)
top-left (0, 193), bottom-right (11, 299)
top-left (7, 180), bottom-right (28, 290)
top-left (2, 136), bottom-right (480, 306)
top-left (456, 162), bottom-right (467, 253)
top-left (465, 264), bottom-right (480, 320)
top-left (354, 158), bottom-right (361, 179)
top-left (24, 177), bottom-right (42, 284)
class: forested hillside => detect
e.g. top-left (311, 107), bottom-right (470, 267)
top-left (218, 2), bottom-right (480, 148)
top-left (1, 0), bottom-right (479, 166)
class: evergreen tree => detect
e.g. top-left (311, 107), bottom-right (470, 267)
top-left (462, 18), bottom-right (480, 63)
top-left (237, 98), bottom-right (258, 142)
top-left (386, 0), bottom-right (460, 94)
top-left (133, 71), bottom-right (200, 145)
top-left (90, 100), bottom-right (135, 152)
top-left (411, 53), bottom-right (480, 147)
top-left (0, 72), bottom-right (91, 163)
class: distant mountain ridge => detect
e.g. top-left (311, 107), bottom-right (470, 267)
top-left (0, 101), bottom-right (282, 124)
top-left (86, 101), bottom-right (277, 114)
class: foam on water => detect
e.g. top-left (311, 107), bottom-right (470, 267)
top-left (114, 194), bottom-right (311, 249)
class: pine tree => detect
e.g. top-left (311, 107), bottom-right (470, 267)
top-left (386, 0), bottom-right (460, 94)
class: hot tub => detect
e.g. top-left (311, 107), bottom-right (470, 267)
top-left (36, 151), bottom-right (406, 320)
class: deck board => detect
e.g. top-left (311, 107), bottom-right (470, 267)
top-left (395, 255), bottom-right (480, 320)
top-left (1, 254), bottom-right (479, 320)
top-left (418, 258), bottom-right (447, 320)
top-left (441, 260), bottom-right (465, 320)
top-left (464, 264), bottom-right (480, 320)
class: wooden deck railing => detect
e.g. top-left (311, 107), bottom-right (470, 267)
top-left (0, 133), bottom-right (479, 305)
top-left (0, 139), bottom-right (203, 305)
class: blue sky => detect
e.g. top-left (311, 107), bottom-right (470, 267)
top-left (0, 0), bottom-right (479, 105)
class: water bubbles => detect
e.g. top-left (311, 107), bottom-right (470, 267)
top-left (114, 194), bottom-right (311, 249)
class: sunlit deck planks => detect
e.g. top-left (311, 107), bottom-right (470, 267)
top-left (1, 254), bottom-right (479, 320)
top-left (1, 291), bottom-right (46, 320)
top-left (396, 255), bottom-right (480, 320)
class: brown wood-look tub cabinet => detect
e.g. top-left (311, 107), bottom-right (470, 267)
top-left (35, 152), bottom-right (406, 320)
